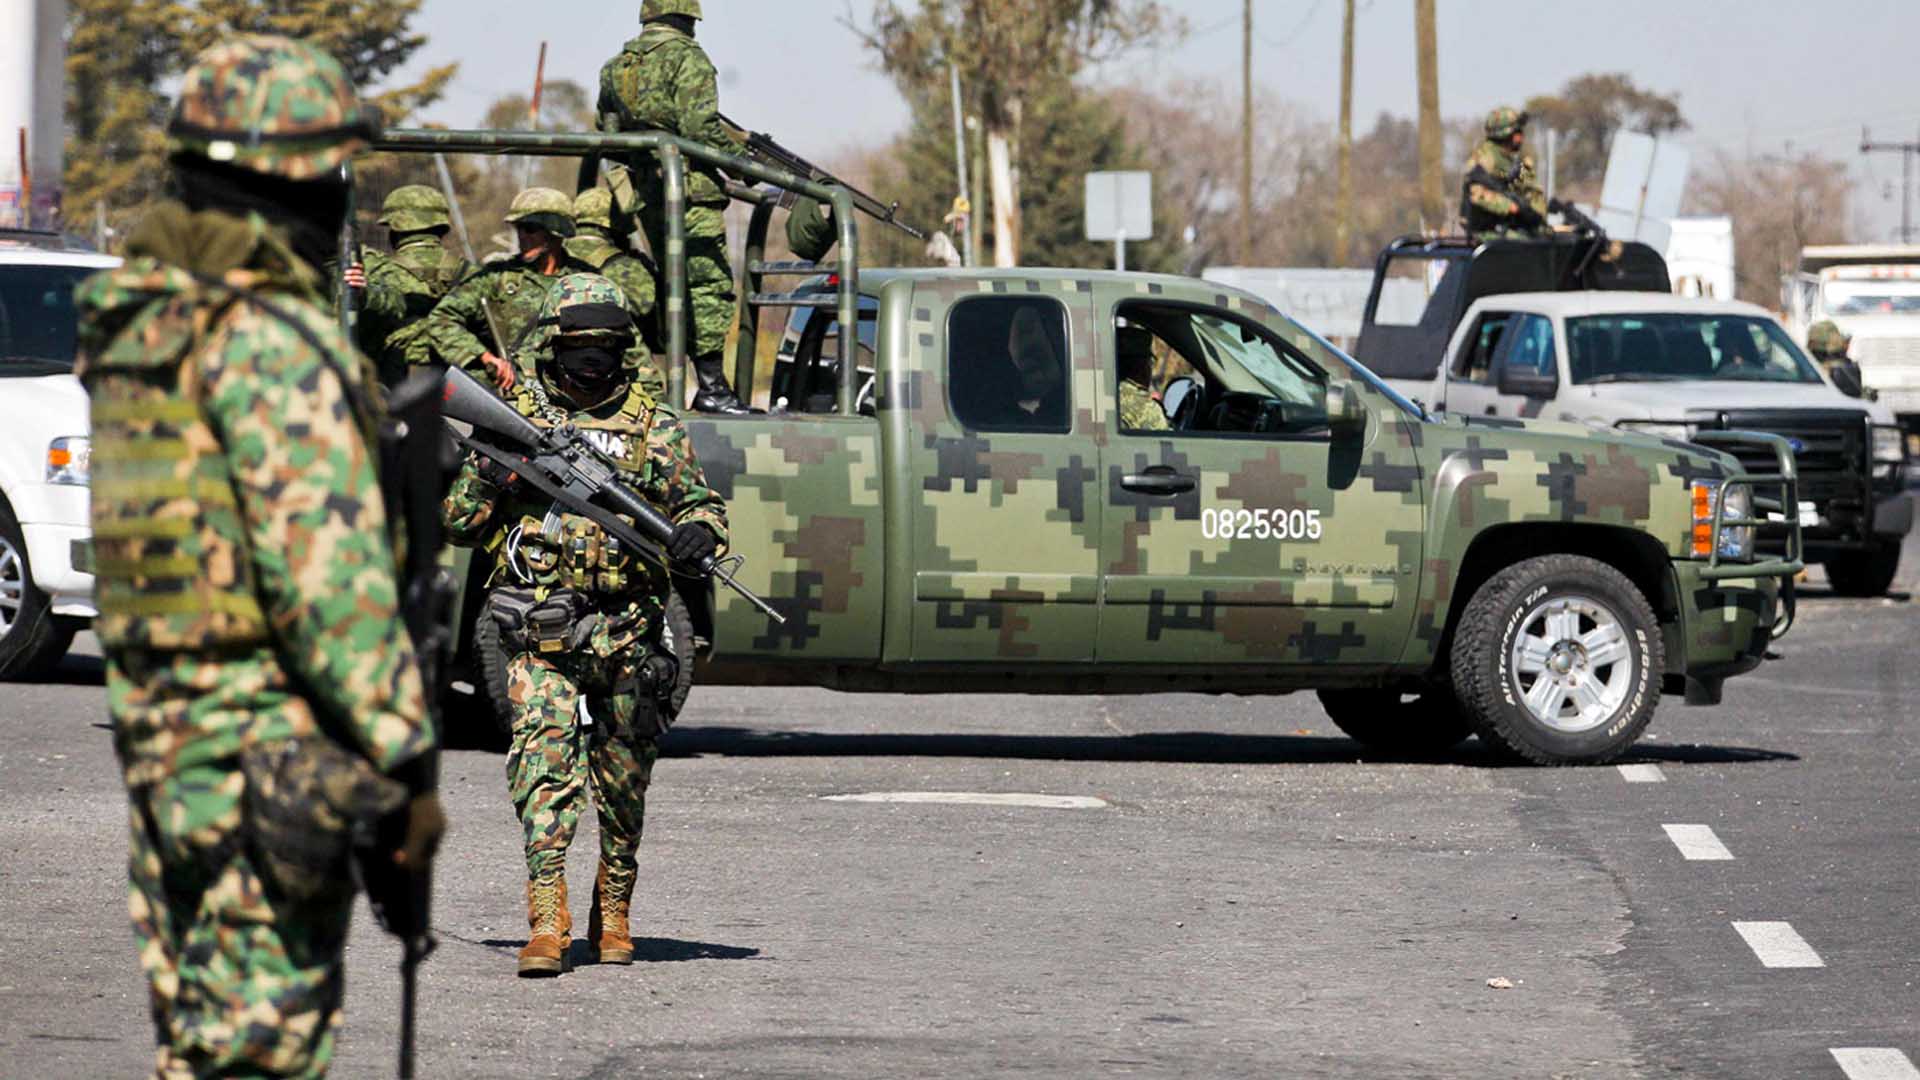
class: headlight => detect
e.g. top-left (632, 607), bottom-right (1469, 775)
top-left (1871, 425), bottom-right (1906, 464)
top-left (46, 437), bottom-right (91, 486)
top-left (1620, 420), bottom-right (1694, 442)
top-left (1690, 480), bottom-right (1754, 561)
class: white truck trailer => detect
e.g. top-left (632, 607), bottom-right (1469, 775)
top-left (1783, 245), bottom-right (1920, 431)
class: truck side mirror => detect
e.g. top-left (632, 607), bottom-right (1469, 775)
top-left (1326, 380), bottom-right (1367, 440)
top-left (1497, 365), bottom-right (1558, 399)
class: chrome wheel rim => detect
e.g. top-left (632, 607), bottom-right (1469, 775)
top-left (1508, 594), bottom-right (1633, 733)
top-left (0, 535), bottom-right (23, 638)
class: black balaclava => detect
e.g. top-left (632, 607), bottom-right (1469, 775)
top-left (552, 340), bottom-right (625, 404)
top-left (170, 154), bottom-right (351, 272)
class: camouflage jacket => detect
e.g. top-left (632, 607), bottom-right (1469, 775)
top-left (1460, 139), bottom-right (1548, 240)
top-left (598, 22), bottom-right (736, 208)
top-left (406, 253), bottom-right (593, 376)
top-left (564, 229), bottom-right (658, 319)
top-left (1119, 378), bottom-right (1169, 431)
top-left (443, 369), bottom-right (728, 633)
top-left (360, 233), bottom-right (469, 382)
top-left (74, 202), bottom-right (433, 786)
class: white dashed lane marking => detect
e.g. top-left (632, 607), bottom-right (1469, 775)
top-left (1662, 823), bottom-right (1735, 860)
top-left (821, 792), bottom-right (1109, 809)
top-left (1617, 763), bottom-right (1666, 783)
top-left (1732, 921), bottom-right (1825, 968)
top-left (1830, 1048), bottom-right (1920, 1080)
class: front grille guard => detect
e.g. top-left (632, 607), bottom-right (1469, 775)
top-left (1689, 431), bottom-right (1803, 638)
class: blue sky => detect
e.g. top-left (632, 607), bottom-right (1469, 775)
top-left (396, 0), bottom-right (1920, 242)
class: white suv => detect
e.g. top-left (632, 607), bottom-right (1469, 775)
top-left (0, 232), bottom-right (118, 678)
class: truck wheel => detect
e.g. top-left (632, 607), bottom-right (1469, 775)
top-left (1824, 540), bottom-right (1902, 598)
top-left (472, 593), bottom-right (698, 736)
top-left (0, 504), bottom-right (73, 681)
top-left (1315, 689), bottom-right (1472, 754)
top-left (1450, 554), bottom-right (1663, 766)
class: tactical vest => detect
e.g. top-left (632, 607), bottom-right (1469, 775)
top-left (83, 290), bottom-right (272, 651)
top-left (502, 382), bottom-right (660, 597)
top-left (1460, 146), bottom-right (1530, 237)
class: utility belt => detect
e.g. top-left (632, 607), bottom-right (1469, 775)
top-left (485, 586), bottom-right (681, 738)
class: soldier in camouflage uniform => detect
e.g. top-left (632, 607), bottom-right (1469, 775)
top-left (1460, 107), bottom-right (1551, 243)
top-left (443, 273), bottom-right (728, 976)
top-left (567, 187), bottom-right (667, 397)
top-left (1115, 326), bottom-right (1169, 431)
top-left (72, 35), bottom-right (442, 1077)
top-left (1807, 319), bottom-right (1868, 398)
top-left (598, 0), bottom-right (753, 414)
top-left (356, 184), bottom-right (470, 384)
top-left (408, 187), bottom-right (593, 390)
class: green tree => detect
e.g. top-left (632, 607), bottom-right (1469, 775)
top-left (850, 0), bottom-right (1181, 266)
top-left (1524, 73), bottom-right (1687, 197)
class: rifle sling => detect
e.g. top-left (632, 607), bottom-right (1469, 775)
top-left (447, 426), bottom-right (675, 573)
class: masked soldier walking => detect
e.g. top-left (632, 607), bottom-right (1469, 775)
top-left (567, 187), bottom-right (667, 398)
top-left (1460, 106), bottom-right (1551, 243)
top-left (599, 0), bottom-right (754, 414)
top-left (443, 273), bottom-right (728, 976)
top-left (73, 35), bottom-right (443, 1077)
top-left (410, 186), bottom-right (593, 390)
top-left (357, 184), bottom-right (471, 384)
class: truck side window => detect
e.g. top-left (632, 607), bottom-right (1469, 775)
top-left (1501, 314), bottom-right (1557, 378)
top-left (1452, 312), bottom-right (1512, 384)
top-left (947, 296), bottom-right (1071, 433)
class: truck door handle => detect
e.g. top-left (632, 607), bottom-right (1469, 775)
top-left (1484, 405), bottom-right (1497, 415)
top-left (1121, 469), bottom-right (1196, 495)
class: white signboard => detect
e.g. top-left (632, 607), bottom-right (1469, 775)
top-left (1595, 131), bottom-right (1690, 253)
top-left (1085, 171), bottom-right (1153, 243)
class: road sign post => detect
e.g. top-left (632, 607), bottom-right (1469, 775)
top-left (1085, 170), bottom-right (1152, 272)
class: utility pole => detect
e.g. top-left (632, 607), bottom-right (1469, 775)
top-left (948, 61), bottom-right (972, 266)
top-left (1335, 0), bottom-right (1355, 264)
top-left (1414, 0), bottom-right (1444, 230)
top-left (1860, 126), bottom-right (1920, 244)
top-left (1240, 0), bottom-right (1253, 265)
top-left (522, 41), bottom-right (548, 188)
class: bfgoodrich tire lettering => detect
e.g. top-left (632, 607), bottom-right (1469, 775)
top-left (1450, 554), bottom-right (1663, 765)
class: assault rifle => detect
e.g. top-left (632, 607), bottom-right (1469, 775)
top-left (440, 367), bottom-right (786, 625)
top-left (718, 111), bottom-right (927, 241)
top-left (1549, 197), bottom-right (1604, 237)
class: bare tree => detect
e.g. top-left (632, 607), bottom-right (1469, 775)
top-left (1691, 148), bottom-right (1851, 306)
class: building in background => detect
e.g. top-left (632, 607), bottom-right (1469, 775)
top-left (1665, 216), bottom-right (1734, 301)
top-left (0, 0), bottom-right (69, 230)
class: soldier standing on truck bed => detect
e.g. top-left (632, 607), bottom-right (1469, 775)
top-left (442, 273), bottom-right (729, 976)
top-left (355, 184), bottom-right (471, 384)
top-left (598, 0), bottom-right (754, 415)
top-left (567, 187), bottom-right (667, 398)
top-left (1460, 107), bottom-right (1551, 243)
top-left (72, 34), bottom-right (443, 1076)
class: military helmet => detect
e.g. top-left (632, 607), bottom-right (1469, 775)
top-left (641, 0), bottom-right (703, 21)
top-left (379, 184), bottom-right (451, 232)
top-left (1807, 320), bottom-right (1852, 357)
top-left (537, 273), bottom-right (635, 343)
top-left (1484, 106), bottom-right (1528, 141)
top-left (167, 35), bottom-right (376, 181)
top-left (505, 187), bottom-right (577, 238)
top-left (572, 188), bottom-right (615, 231)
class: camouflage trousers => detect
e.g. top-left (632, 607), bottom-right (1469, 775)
top-left (639, 200), bottom-right (736, 363)
top-left (505, 649), bottom-right (660, 884)
top-left (126, 758), bottom-right (351, 1079)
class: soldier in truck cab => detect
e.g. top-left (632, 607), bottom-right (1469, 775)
top-left (1460, 107), bottom-right (1551, 243)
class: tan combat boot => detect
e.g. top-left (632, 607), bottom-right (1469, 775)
top-left (516, 875), bottom-right (571, 977)
top-left (587, 860), bottom-right (637, 965)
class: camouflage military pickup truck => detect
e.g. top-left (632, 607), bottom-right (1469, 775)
top-left (367, 128), bottom-right (1798, 766)
top-left (682, 268), bottom-right (1800, 765)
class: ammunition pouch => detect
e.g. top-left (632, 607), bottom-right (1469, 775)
top-left (241, 737), bottom-right (409, 902)
top-left (509, 512), bottom-right (642, 593)
top-left (487, 587), bottom-right (592, 656)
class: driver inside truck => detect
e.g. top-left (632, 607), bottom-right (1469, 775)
top-left (1712, 323), bottom-right (1769, 378)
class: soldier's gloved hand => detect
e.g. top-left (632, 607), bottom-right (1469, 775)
top-left (475, 453), bottom-right (522, 492)
top-left (667, 522), bottom-right (718, 565)
top-left (1512, 202), bottom-right (1546, 230)
top-left (393, 792), bottom-right (446, 870)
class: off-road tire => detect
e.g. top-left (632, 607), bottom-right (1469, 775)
top-left (473, 592), bottom-right (698, 736)
top-left (1450, 554), bottom-right (1663, 766)
top-left (1824, 540), bottom-right (1902, 598)
top-left (0, 502), bottom-right (73, 681)
top-left (1315, 688), bottom-right (1473, 755)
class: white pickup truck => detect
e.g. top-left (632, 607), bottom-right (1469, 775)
top-left (0, 233), bottom-right (117, 678)
top-left (1422, 290), bottom-right (1914, 596)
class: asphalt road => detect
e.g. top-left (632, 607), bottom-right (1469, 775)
top-left (0, 543), bottom-right (1913, 1079)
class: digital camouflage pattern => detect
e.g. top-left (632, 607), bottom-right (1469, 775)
top-left (505, 186), bottom-right (577, 239)
top-left (359, 233), bottom-right (469, 383)
top-left (443, 320), bottom-right (726, 884)
top-left (406, 247), bottom-right (595, 376)
top-left (684, 269), bottom-right (1776, 694)
top-left (166, 35), bottom-right (375, 181)
top-left (75, 198), bottom-right (433, 1077)
top-left (641, 0), bottom-right (703, 19)
top-left (1807, 319), bottom-right (1851, 359)
top-left (599, 17), bottom-right (740, 360)
top-left (1118, 379), bottom-right (1168, 431)
top-left (566, 189), bottom-right (665, 394)
top-left (1460, 136), bottom-right (1548, 243)
top-left (1483, 106), bottom-right (1528, 141)
top-left (377, 184), bottom-right (452, 232)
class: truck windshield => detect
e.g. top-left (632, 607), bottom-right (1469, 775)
top-left (1822, 280), bottom-right (1920, 315)
top-left (0, 265), bottom-right (96, 376)
top-left (1566, 312), bottom-right (1822, 385)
